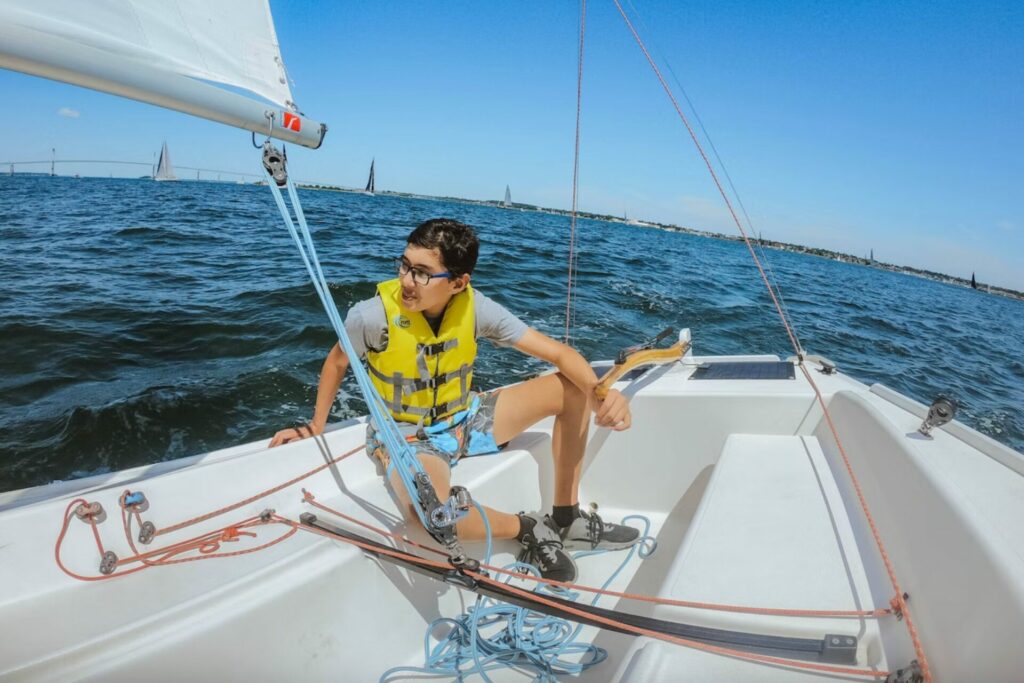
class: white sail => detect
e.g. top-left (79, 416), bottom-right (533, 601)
top-left (154, 142), bottom-right (177, 181)
top-left (503, 184), bottom-right (512, 208)
top-left (0, 0), bottom-right (326, 149)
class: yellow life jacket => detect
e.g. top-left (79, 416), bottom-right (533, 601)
top-left (367, 278), bottom-right (477, 425)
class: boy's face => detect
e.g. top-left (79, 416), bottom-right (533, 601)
top-left (398, 244), bottom-right (468, 315)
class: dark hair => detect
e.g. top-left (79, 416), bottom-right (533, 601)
top-left (407, 218), bottom-right (479, 278)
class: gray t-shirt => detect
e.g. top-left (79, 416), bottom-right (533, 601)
top-left (344, 289), bottom-right (528, 359)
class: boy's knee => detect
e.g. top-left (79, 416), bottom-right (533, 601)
top-left (555, 373), bottom-right (587, 413)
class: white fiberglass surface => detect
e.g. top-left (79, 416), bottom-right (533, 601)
top-left (10, 362), bottom-right (1020, 679)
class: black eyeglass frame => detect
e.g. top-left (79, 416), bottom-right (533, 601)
top-left (395, 257), bottom-right (452, 286)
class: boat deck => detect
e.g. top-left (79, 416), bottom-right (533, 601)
top-left (2, 355), bottom-right (1023, 680)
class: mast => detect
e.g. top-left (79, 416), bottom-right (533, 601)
top-left (365, 159), bottom-right (375, 193)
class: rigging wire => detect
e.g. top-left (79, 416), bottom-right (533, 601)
top-left (610, 0), bottom-right (802, 357)
top-left (564, 0), bottom-right (587, 344)
top-left (622, 0), bottom-right (803, 352)
top-left (610, 2), bottom-right (931, 679)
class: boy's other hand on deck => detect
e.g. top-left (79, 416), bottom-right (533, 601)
top-left (269, 423), bottom-right (321, 448)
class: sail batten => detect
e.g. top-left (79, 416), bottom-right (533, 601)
top-left (0, 1), bottom-right (327, 149)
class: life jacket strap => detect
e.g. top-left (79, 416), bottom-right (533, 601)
top-left (369, 363), bottom-right (474, 394)
top-left (417, 339), bottom-right (460, 356)
top-left (400, 400), bottom-right (461, 422)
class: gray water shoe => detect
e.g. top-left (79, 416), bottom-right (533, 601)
top-left (515, 513), bottom-right (578, 583)
top-left (559, 509), bottom-right (640, 551)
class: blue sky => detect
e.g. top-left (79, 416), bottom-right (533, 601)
top-left (2, 1), bottom-right (1021, 289)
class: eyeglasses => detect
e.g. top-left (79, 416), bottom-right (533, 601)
top-left (395, 257), bottom-right (451, 286)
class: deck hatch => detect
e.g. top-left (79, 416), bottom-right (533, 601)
top-left (689, 361), bottom-right (795, 380)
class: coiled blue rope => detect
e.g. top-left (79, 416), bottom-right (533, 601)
top-left (380, 514), bottom-right (656, 682)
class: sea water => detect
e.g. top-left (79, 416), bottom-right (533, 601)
top-left (1, 176), bottom-right (1021, 491)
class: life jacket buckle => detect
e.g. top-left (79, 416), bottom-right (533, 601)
top-left (418, 342), bottom-right (447, 356)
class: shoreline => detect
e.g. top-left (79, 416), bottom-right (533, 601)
top-left (298, 182), bottom-right (1024, 302)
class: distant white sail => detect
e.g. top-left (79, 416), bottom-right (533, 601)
top-left (0, 0), bottom-right (326, 148)
top-left (503, 185), bottom-right (512, 208)
top-left (154, 142), bottom-right (177, 181)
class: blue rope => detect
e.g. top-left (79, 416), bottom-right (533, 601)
top-left (265, 169), bottom-right (659, 681)
top-left (379, 515), bottom-right (656, 682)
top-left (264, 172), bottom-right (430, 525)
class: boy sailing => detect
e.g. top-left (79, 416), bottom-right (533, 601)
top-left (271, 219), bottom-right (638, 581)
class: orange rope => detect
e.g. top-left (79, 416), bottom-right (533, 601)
top-left (564, 0), bottom-right (586, 344)
top-left (302, 489), bottom-right (448, 558)
top-left (55, 499), bottom-right (150, 581)
top-left (54, 443), bottom-right (362, 580)
top-left (155, 443), bottom-right (361, 536)
top-left (800, 364), bottom-right (932, 681)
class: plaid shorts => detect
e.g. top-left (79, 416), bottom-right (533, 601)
top-left (366, 390), bottom-right (505, 469)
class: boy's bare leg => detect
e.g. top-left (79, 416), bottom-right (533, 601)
top-left (386, 372), bottom-right (588, 542)
top-left (492, 372), bottom-right (590, 507)
top-left (388, 452), bottom-right (520, 541)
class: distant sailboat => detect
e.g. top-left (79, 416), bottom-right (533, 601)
top-left (153, 142), bottom-right (177, 181)
top-left (502, 185), bottom-right (512, 208)
top-left (971, 272), bottom-right (978, 289)
top-left (363, 159), bottom-right (375, 195)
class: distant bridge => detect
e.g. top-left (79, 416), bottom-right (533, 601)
top-left (1, 158), bottom-right (262, 180)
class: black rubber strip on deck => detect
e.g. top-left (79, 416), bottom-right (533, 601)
top-left (690, 361), bottom-right (795, 381)
top-left (300, 513), bottom-right (855, 664)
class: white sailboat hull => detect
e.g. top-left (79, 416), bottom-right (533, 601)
top-left (2, 353), bottom-right (1022, 681)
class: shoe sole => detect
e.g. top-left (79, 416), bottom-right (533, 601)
top-left (561, 536), bottom-right (640, 551)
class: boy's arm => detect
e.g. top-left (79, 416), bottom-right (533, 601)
top-left (512, 328), bottom-right (631, 431)
top-left (269, 342), bottom-right (350, 447)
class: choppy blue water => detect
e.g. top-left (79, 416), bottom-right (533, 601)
top-left (1, 176), bottom-right (1022, 492)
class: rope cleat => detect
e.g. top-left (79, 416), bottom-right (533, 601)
top-left (138, 521), bottom-right (157, 545)
top-left (442, 568), bottom-right (479, 590)
top-left (122, 490), bottom-right (149, 511)
top-left (430, 485), bottom-right (473, 529)
top-left (99, 550), bottom-right (118, 575)
top-left (123, 491), bottom-right (144, 507)
top-left (74, 501), bottom-right (106, 524)
top-left (413, 474), bottom-right (480, 573)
